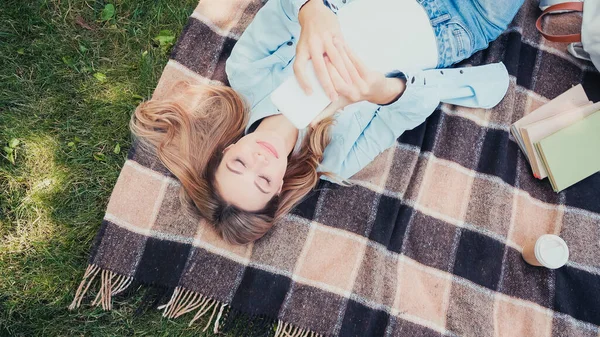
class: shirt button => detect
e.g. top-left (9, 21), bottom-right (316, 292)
top-left (287, 41), bottom-right (293, 46)
top-left (342, 0), bottom-right (346, 3)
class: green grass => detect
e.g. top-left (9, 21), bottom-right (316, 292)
top-left (0, 1), bottom-right (238, 335)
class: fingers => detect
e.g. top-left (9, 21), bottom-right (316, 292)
top-left (344, 43), bottom-right (369, 78)
top-left (324, 38), bottom-right (352, 84)
top-left (293, 50), bottom-right (312, 95)
top-left (311, 45), bottom-right (338, 101)
top-left (338, 41), bottom-right (362, 85)
top-left (326, 55), bottom-right (365, 102)
top-left (325, 57), bottom-right (355, 101)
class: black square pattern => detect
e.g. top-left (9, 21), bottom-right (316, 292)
top-left (230, 267), bottom-right (292, 317)
top-left (369, 196), bottom-right (412, 252)
top-left (134, 237), bottom-right (192, 287)
top-left (583, 70), bottom-right (600, 102)
top-left (564, 172), bottom-right (600, 214)
top-left (398, 109), bottom-right (442, 153)
top-left (453, 229), bottom-right (505, 290)
top-left (291, 180), bottom-right (330, 220)
top-left (554, 265), bottom-right (600, 326)
top-left (499, 247), bottom-right (553, 308)
top-left (477, 129), bottom-right (518, 186)
top-left (339, 299), bottom-right (390, 337)
top-left (504, 34), bottom-right (537, 90)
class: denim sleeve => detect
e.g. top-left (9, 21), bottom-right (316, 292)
top-left (335, 85), bottom-right (441, 179)
top-left (225, 0), bottom-right (301, 109)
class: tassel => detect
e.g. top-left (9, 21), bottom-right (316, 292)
top-left (274, 319), bottom-right (283, 337)
top-left (213, 303), bottom-right (227, 333)
top-left (68, 264), bottom-right (101, 310)
top-left (176, 293), bottom-right (208, 318)
top-left (158, 287), bottom-right (180, 317)
top-left (166, 287), bottom-right (187, 318)
top-left (90, 269), bottom-right (120, 310)
top-left (173, 292), bottom-right (200, 318)
top-left (202, 300), bottom-right (220, 332)
top-left (189, 298), bottom-right (216, 326)
top-left (172, 289), bottom-right (194, 318)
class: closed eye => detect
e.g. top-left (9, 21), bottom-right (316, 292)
top-left (260, 176), bottom-right (271, 184)
top-left (235, 158), bottom-right (246, 167)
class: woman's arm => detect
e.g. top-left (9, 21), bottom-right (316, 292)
top-left (225, 0), bottom-right (302, 109)
top-left (314, 47), bottom-right (442, 179)
top-left (324, 84), bottom-right (441, 179)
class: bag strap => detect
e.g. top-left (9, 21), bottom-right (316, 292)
top-left (536, 2), bottom-right (584, 43)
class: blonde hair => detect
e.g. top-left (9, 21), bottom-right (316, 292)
top-left (130, 81), bottom-right (332, 245)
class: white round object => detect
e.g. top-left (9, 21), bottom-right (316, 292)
top-left (534, 235), bottom-right (570, 269)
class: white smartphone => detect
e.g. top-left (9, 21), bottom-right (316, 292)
top-left (270, 61), bottom-right (331, 129)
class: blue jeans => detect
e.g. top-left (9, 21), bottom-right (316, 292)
top-left (420, 0), bottom-right (524, 67)
top-left (324, 0), bottom-right (525, 67)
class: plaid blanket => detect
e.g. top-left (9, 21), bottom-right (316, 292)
top-left (69, 0), bottom-right (600, 336)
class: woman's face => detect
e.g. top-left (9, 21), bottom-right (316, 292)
top-left (215, 130), bottom-right (288, 212)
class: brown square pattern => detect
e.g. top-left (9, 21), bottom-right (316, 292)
top-left (352, 244), bottom-right (398, 307)
top-left (560, 209), bottom-right (600, 268)
top-left (250, 217), bottom-right (311, 273)
top-left (403, 211), bottom-right (458, 272)
top-left (195, 218), bottom-right (253, 260)
top-left (105, 161), bottom-right (165, 231)
top-left (92, 221), bottom-right (147, 276)
top-left (417, 159), bottom-right (473, 221)
top-left (402, 155), bottom-right (429, 202)
top-left (490, 80), bottom-right (530, 126)
top-left (280, 283), bottom-right (346, 336)
top-left (230, 0), bottom-right (270, 38)
top-left (394, 259), bottom-right (451, 329)
top-left (152, 182), bottom-right (201, 238)
top-left (296, 226), bottom-right (366, 293)
top-left (315, 184), bottom-right (378, 236)
top-left (465, 177), bottom-right (514, 238)
top-left (153, 63), bottom-right (208, 100)
top-left (384, 146), bottom-right (420, 196)
top-left (495, 296), bottom-right (552, 337)
top-left (447, 282), bottom-right (495, 337)
top-left (351, 147), bottom-right (394, 188)
top-left (509, 193), bottom-right (563, 248)
top-left (551, 314), bottom-right (599, 337)
top-left (193, 0), bottom-right (252, 32)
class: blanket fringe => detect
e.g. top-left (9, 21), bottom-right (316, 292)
top-left (70, 265), bottom-right (324, 337)
top-left (68, 264), bottom-right (133, 311)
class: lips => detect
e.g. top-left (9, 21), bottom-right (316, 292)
top-left (257, 141), bottom-right (279, 159)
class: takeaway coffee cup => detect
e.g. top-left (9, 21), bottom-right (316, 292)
top-left (522, 234), bottom-right (569, 269)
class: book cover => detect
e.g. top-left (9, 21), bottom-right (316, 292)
top-left (523, 101), bottom-right (599, 179)
top-left (536, 110), bottom-right (600, 192)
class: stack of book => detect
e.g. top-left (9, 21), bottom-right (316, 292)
top-left (511, 84), bottom-right (600, 192)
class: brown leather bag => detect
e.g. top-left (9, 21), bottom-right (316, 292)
top-left (536, 1), bottom-right (600, 70)
top-left (536, 2), bottom-right (584, 42)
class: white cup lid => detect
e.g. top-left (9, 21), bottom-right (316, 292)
top-left (535, 235), bottom-right (569, 269)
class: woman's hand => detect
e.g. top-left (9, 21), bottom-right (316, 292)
top-left (295, 0), bottom-right (353, 102)
top-left (310, 44), bottom-right (406, 127)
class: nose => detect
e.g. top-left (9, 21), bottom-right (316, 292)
top-left (254, 151), bottom-right (269, 165)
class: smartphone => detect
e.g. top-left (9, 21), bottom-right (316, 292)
top-left (270, 61), bottom-right (331, 129)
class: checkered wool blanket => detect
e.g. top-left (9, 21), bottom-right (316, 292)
top-left (69, 0), bottom-right (600, 336)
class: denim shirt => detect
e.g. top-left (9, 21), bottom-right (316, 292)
top-left (225, 0), bottom-right (521, 182)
